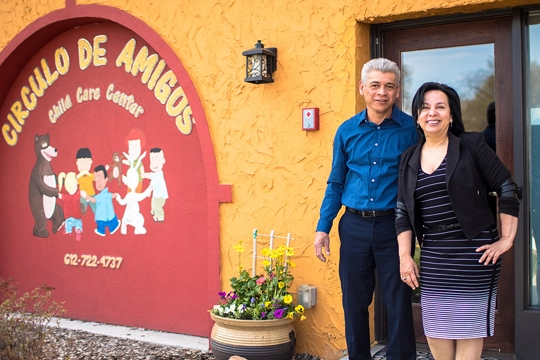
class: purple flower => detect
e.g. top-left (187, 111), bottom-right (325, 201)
top-left (218, 291), bottom-right (227, 299)
top-left (274, 309), bottom-right (284, 319)
top-left (230, 292), bottom-right (238, 300)
top-left (251, 297), bottom-right (255, 303)
top-left (261, 311), bottom-right (266, 319)
top-left (269, 273), bottom-right (275, 280)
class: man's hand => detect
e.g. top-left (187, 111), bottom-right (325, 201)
top-left (314, 231), bottom-right (330, 262)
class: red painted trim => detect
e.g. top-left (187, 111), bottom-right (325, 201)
top-left (218, 184), bottom-right (233, 203)
top-left (0, 4), bottom-right (220, 336)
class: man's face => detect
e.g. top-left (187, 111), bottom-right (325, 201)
top-left (149, 151), bottom-right (165, 172)
top-left (94, 170), bottom-right (107, 191)
top-left (76, 157), bottom-right (92, 172)
top-left (359, 70), bottom-right (400, 120)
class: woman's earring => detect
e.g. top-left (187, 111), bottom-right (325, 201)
top-left (450, 121), bottom-right (453, 128)
top-left (416, 122), bottom-right (420, 128)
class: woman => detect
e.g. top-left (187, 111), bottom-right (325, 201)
top-left (395, 82), bottom-right (520, 359)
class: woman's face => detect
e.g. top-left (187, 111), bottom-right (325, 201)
top-left (417, 90), bottom-right (452, 137)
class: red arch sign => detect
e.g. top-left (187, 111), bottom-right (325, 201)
top-left (0, 5), bottom-right (221, 337)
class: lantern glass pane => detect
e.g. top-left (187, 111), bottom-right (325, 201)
top-left (248, 54), bottom-right (262, 77)
top-left (261, 54), bottom-right (268, 77)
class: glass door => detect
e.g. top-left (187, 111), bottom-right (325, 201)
top-left (515, 11), bottom-right (540, 359)
top-left (378, 16), bottom-right (514, 352)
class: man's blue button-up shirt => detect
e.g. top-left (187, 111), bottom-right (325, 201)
top-left (316, 105), bottom-right (418, 233)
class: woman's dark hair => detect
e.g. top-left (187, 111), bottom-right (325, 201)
top-left (411, 82), bottom-right (465, 137)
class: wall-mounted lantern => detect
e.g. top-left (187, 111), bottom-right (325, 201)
top-left (242, 40), bottom-right (277, 84)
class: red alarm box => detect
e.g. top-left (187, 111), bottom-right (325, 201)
top-left (302, 107), bottom-right (319, 131)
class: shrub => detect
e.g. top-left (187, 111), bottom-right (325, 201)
top-left (0, 278), bottom-right (66, 360)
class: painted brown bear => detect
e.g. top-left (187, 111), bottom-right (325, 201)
top-left (29, 134), bottom-right (65, 238)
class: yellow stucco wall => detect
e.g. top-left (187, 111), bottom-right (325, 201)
top-left (1, 0), bottom-right (540, 358)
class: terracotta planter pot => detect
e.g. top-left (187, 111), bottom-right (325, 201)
top-left (210, 312), bottom-right (296, 360)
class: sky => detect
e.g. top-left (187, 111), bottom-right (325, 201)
top-left (401, 44), bottom-right (494, 114)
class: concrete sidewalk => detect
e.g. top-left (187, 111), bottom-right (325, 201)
top-left (54, 319), bottom-right (512, 360)
top-left (55, 318), bottom-right (209, 352)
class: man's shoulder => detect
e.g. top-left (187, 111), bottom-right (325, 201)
top-left (336, 112), bottom-right (363, 132)
top-left (394, 108), bottom-right (414, 125)
top-left (346, 111), bottom-right (365, 124)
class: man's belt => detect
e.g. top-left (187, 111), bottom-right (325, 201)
top-left (345, 207), bottom-right (395, 218)
top-left (423, 223), bottom-right (461, 231)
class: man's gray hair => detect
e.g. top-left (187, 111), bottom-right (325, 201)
top-left (360, 58), bottom-right (401, 85)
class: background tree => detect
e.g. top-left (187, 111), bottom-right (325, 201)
top-left (460, 59), bottom-right (494, 132)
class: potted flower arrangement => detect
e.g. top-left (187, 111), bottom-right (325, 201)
top-left (209, 239), bottom-right (306, 360)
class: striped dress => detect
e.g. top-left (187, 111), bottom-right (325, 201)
top-left (415, 157), bottom-right (501, 339)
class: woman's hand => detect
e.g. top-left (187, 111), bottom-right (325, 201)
top-left (477, 213), bottom-right (518, 265)
top-left (476, 236), bottom-right (514, 265)
top-left (400, 254), bottom-right (419, 290)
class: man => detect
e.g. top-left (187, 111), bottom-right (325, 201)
top-left (314, 58), bottom-right (417, 360)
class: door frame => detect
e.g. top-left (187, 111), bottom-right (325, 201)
top-left (512, 7), bottom-right (540, 360)
top-left (372, 9), bottom-right (516, 353)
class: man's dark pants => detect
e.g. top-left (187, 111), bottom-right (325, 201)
top-left (338, 211), bottom-right (416, 360)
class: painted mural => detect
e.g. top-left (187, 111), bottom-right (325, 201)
top-left (0, 21), bottom-right (212, 336)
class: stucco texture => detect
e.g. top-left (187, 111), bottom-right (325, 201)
top-left (0, 0), bottom-right (64, 49)
top-left (1, 0), bottom-right (539, 358)
top-left (71, 1), bottom-right (362, 358)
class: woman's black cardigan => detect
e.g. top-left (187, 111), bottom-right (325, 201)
top-left (395, 132), bottom-right (520, 246)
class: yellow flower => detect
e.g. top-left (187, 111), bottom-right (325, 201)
top-left (286, 249), bottom-right (294, 256)
top-left (284, 295), bottom-right (293, 304)
top-left (301, 315), bottom-right (307, 321)
top-left (287, 261), bottom-right (296, 268)
top-left (278, 281), bottom-right (285, 289)
top-left (261, 248), bottom-right (270, 257)
top-left (286, 312), bottom-right (294, 319)
top-left (295, 305), bottom-right (305, 314)
top-left (265, 301), bottom-right (272, 308)
top-left (262, 260), bottom-right (271, 267)
top-left (233, 242), bottom-right (244, 253)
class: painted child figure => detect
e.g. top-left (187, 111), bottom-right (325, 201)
top-left (116, 158), bottom-right (150, 234)
top-left (76, 148), bottom-right (96, 215)
top-left (142, 148), bottom-right (169, 222)
top-left (83, 165), bottom-right (121, 236)
top-left (58, 171), bottom-right (83, 241)
top-left (122, 129), bottom-right (146, 193)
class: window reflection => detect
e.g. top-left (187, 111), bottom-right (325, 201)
top-left (401, 45), bottom-right (494, 132)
